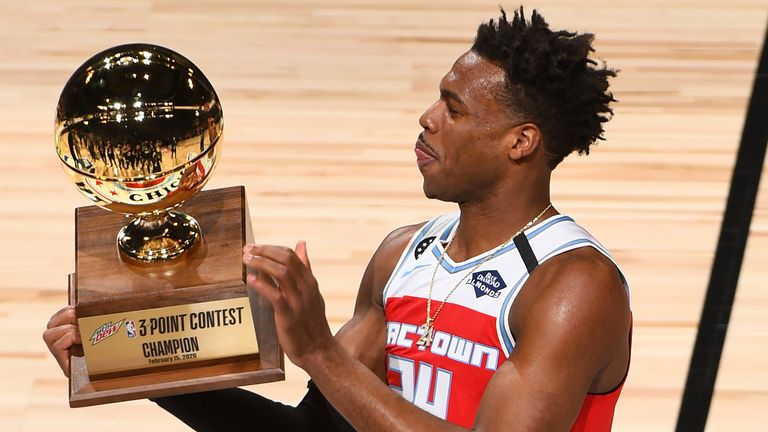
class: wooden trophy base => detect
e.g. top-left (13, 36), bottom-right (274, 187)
top-left (68, 186), bottom-right (284, 407)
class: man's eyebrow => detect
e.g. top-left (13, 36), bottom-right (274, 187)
top-left (440, 88), bottom-right (465, 106)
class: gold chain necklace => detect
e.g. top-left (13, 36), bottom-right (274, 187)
top-left (416, 203), bottom-right (553, 347)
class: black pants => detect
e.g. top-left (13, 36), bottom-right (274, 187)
top-left (152, 381), bottom-right (355, 432)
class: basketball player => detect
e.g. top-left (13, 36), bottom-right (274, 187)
top-left (44, 8), bottom-right (631, 431)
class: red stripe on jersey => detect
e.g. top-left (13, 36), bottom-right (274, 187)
top-left (571, 386), bottom-right (624, 431)
top-left (571, 315), bottom-right (632, 431)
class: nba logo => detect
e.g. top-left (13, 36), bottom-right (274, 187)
top-left (126, 320), bottom-right (137, 339)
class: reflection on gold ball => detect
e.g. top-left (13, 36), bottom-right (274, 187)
top-left (55, 43), bottom-right (222, 215)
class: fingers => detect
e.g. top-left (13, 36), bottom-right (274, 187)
top-left (47, 305), bottom-right (77, 329)
top-left (244, 252), bottom-right (297, 294)
top-left (43, 306), bottom-right (81, 349)
top-left (42, 323), bottom-right (80, 378)
top-left (241, 242), bottom-right (330, 367)
top-left (246, 272), bottom-right (285, 309)
top-left (243, 252), bottom-right (293, 313)
top-left (52, 331), bottom-right (79, 378)
top-left (242, 243), bottom-right (319, 316)
top-left (295, 240), bottom-right (312, 271)
top-left (244, 244), bottom-right (299, 268)
top-left (44, 306), bottom-right (81, 378)
top-left (243, 244), bottom-right (307, 293)
top-left (292, 240), bottom-right (316, 288)
top-left (72, 326), bottom-right (82, 345)
top-left (43, 324), bottom-right (81, 351)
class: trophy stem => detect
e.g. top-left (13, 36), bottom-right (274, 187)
top-left (117, 210), bottom-right (201, 261)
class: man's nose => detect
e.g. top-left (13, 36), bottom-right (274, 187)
top-left (419, 101), bottom-right (440, 133)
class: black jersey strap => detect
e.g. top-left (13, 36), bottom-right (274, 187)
top-left (513, 233), bottom-right (539, 274)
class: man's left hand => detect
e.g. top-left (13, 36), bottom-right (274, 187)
top-left (242, 241), bottom-right (334, 369)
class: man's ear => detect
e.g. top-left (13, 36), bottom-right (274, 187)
top-left (506, 123), bottom-right (541, 161)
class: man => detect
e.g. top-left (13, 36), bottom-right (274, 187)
top-left (44, 7), bottom-right (631, 431)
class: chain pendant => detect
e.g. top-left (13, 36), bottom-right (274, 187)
top-left (416, 320), bottom-right (434, 347)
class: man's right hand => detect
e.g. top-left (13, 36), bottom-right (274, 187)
top-left (42, 305), bottom-right (82, 377)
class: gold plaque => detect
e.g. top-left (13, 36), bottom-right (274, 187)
top-left (78, 297), bottom-right (259, 377)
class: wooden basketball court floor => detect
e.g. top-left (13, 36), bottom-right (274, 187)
top-left (0, 1), bottom-right (766, 430)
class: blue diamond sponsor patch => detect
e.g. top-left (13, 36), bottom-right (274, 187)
top-left (469, 270), bottom-right (507, 298)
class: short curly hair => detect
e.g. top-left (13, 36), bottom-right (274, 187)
top-left (472, 7), bottom-right (617, 169)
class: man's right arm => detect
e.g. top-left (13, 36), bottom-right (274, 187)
top-left (41, 222), bottom-right (422, 425)
top-left (332, 222), bottom-right (424, 380)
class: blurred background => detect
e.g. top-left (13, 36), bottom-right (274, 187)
top-left (0, 0), bottom-right (766, 430)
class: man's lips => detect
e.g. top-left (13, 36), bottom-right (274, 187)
top-left (415, 134), bottom-right (437, 163)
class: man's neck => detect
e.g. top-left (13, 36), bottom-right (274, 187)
top-left (448, 184), bottom-right (554, 262)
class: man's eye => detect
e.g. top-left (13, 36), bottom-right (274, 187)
top-left (448, 106), bottom-right (460, 116)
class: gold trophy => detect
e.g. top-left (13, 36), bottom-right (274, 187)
top-left (55, 44), bottom-right (283, 407)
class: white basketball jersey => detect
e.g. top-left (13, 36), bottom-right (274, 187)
top-left (382, 212), bottom-right (629, 427)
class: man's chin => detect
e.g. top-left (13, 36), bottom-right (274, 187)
top-left (422, 182), bottom-right (437, 199)
top-left (422, 184), bottom-right (453, 203)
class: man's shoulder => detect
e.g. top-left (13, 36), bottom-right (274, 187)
top-left (375, 211), bottom-right (460, 260)
top-left (385, 222), bottom-right (427, 245)
top-left (536, 247), bottom-right (625, 305)
top-left (367, 213), bottom-right (457, 299)
top-left (511, 246), bottom-right (629, 341)
top-left (373, 222), bottom-right (428, 265)
top-left (545, 245), bottom-right (617, 274)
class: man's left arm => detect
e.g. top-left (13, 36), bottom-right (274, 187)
top-left (472, 249), bottom-right (631, 430)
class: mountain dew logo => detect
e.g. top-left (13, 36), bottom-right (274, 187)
top-left (89, 319), bottom-right (124, 345)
